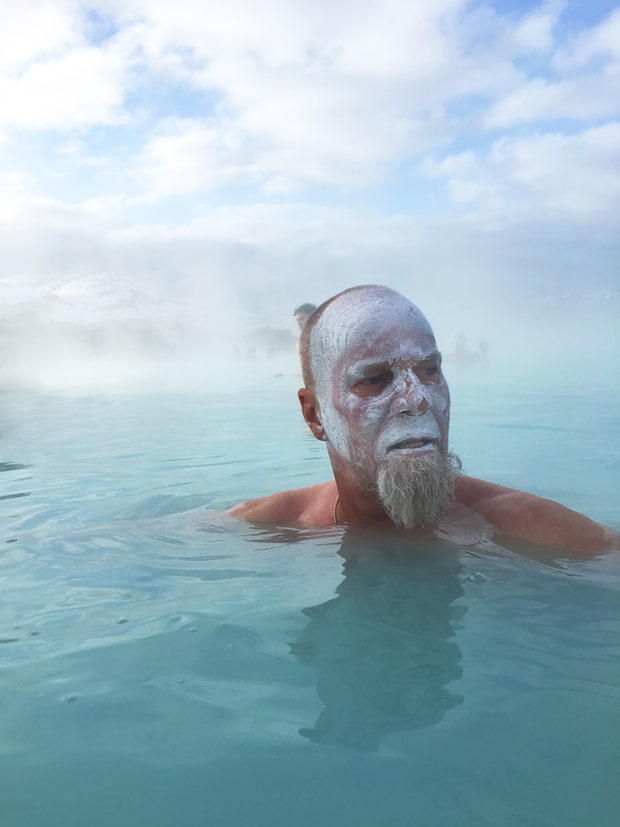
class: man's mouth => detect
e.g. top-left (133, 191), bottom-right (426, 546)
top-left (388, 437), bottom-right (436, 452)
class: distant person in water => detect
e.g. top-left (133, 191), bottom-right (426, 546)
top-left (231, 285), bottom-right (618, 554)
top-left (294, 303), bottom-right (317, 332)
top-left (445, 331), bottom-right (489, 369)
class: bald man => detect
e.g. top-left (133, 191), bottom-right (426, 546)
top-left (230, 285), bottom-right (618, 554)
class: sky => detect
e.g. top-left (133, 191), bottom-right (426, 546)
top-left (0, 0), bottom-right (618, 390)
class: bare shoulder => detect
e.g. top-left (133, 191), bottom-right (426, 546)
top-left (455, 474), bottom-right (619, 554)
top-left (228, 482), bottom-right (336, 527)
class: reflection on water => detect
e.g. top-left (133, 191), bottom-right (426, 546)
top-left (0, 460), bottom-right (31, 503)
top-left (0, 462), bottom-right (28, 472)
top-left (291, 529), bottom-right (465, 751)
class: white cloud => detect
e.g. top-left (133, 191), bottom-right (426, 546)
top-left (511, 5), bottom-right (558, 54)
top-left (123, 0), bottom-right (550, 195)
top-left (122, 1), bottom-right (473, 193)
top-left (0, 0), bottom-right (81, 74)
top-left (0, 10), bottom-right (153, 134)
top-left (484, 6), bottom-right (620, 128)
top-left (116, 0), bottom-right (620, 198)
top-left (137, 118), bottom-right (258, 197)
top-left (425, 121), bottom-right (620, 221)
top-left (553, 6), bottom-right (620, 70)
top-left (0, 45), bottom-right (130, 132)
top-left (0, 170), bottom-right (35, 198)
top-left (505, 123), bottom-right (620, 214)
top-left (485, 72), bottom-right (620, 128)
top-left (5, 0), bottom-right (615, 196)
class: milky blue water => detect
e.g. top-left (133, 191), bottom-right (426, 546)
top-left (1, 369), bottom-right (619, 827)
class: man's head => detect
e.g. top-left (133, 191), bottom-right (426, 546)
top-left (294, 303), bottom-right (317, 332)
top-left (299, 285), bottom-right (458, 527)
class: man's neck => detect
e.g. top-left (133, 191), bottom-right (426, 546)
top-left (331, 471), bottom-right (392, 526)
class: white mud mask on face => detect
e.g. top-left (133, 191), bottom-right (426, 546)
top-left (309, 287), bottom-right (451, 477)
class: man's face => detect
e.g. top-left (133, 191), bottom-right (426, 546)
top-left (312, 294), bottom-right (451, 487)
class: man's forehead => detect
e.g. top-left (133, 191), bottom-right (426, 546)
top-left (322, 291), bottom-right (433, 348)
top-left (310, 288), bottom-right (437, 386)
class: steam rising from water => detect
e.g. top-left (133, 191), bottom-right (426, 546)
top-left (0, 312), bottom-right (300, 394)
top-left (1, 280), bottom-right (617, 395)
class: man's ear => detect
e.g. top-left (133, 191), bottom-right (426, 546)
top-left (298, 387), bottom-right (326, 441)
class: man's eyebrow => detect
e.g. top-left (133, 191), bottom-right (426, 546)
top-left (414, 350), bottom-right (442, 361)
top-left (345, 359), bottom-right (391, 378)
top-left (346, 351), bottom-right (442, 377)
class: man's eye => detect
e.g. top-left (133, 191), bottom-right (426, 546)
top-left (353, 371), bottom-right (392, 394)
top-left (418, 363), bottom-right (441, 379)
top-left (362, 375), bottom-right (385, 385)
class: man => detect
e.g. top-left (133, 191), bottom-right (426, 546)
top-left (231, 285), bottom-right (618, 554)
top-left (294, 303), bottom-right (317, 332)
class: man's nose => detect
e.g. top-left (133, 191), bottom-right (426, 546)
top-left (391, 375), bottom-right (430, 416)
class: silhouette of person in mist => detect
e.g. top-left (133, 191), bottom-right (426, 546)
top-left (294, 303), bottom-right (317, 333)
top-left (290, 529), bottom-right (465, 751)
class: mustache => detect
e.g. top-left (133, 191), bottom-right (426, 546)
top-left (377, 420), bottom-right (443, 454)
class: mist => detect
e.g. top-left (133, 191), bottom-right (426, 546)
top-left (1, 214), bottom-right (618, 395)
top-left (1, 259), bottom-right (617, 396)
top-left (0, 300), bottom-right (300, 395)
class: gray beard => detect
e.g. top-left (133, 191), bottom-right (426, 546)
top-left (376, 451), bottom-right (461, 529)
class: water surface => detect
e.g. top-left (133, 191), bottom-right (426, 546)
top-left (1, 372), bottom-right (618, 826)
